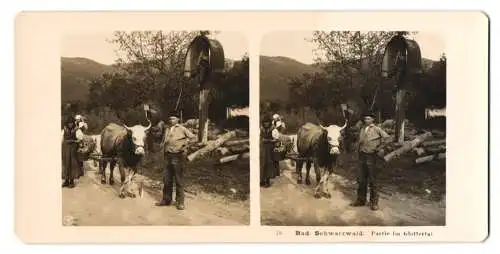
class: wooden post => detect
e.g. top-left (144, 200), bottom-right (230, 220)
top-left (198, 85), bottom-right (211, 144)
top-left (185, 33), bottom-right (224, 144)
top-left (395, 88), bottom-right (406, 144)
top-left (382, 34), bottom-right (422, 144)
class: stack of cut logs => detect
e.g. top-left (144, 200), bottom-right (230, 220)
top-left (377, 120), bottom-right (446, 165)
top-left (184, 127), bottom-right (250, 164)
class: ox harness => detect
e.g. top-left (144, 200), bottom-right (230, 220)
top-left (63, 140), bottom-right (81, 143)
top-left (261, 138), bottom-right (311, 162)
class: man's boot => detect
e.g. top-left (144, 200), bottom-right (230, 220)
top-left (369, 193), bottom-right (379, 210)
top-left (260, 180), bottom-right (266, 187)
top-left (370, 188), bottom-right (379, 210)
top-left (176, 203), bottom-right (185, 210)
top-left (350, 199), bottom-right (366, 207)
top-left (156, 199), bottom-right (172, 206)
top-left (62, 180), bottom-right (70, 188)
top-left (369, 197), bottom-right (379, 210)
top-left (264, 178), bottom-right (271, 188)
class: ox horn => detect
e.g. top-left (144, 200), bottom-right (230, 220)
top-left (143, 106), bottom-right (152, 131)
top-left (144, 119), bottom-right (152, 131)
top-left (340, 120), bottom-right (347, 130)
top-left (123, 124), bottom-right (131, 130)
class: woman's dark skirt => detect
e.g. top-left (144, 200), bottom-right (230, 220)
top-left (62, 141), bottom-right (83, 180)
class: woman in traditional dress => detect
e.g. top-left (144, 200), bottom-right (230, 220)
top-left (61, 116), bottom-right (84, 188)
top-left (76, 119), bottom-right (89, 176)
top-left (271, 114), bottom-right (285, 129)
top-left (271, 120), bottom-right (285, 177)
top-left (260, 116), bottom-right (277, 187)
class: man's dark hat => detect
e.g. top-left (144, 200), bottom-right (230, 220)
top-left (261, 115), bottom-right (272, 123)
top-left (64, 115), bottom-right (75, 125)
top-left (363, 110), bottom-right (376, 118)
top-left (168, 110), bottom-right (180, 118)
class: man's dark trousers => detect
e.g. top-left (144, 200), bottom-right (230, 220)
top-left (163, 152), bottom-right (185, 205)
top-left (356, 152), bottom-right (381, 205)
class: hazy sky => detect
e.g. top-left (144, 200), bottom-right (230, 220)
top-left (62, 31), bottom-right (445, 65)
top-left (61, 31), bottom-right (249, 65)
top-left (260, 31), bottom-right (445, 64)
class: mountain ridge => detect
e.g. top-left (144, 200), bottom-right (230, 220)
top-left (60, 56), bottom-right (241, 103)
top-left (259, 55), bottom-right (437, 102)
top-left (61, 57), bottom-right (115, 102)
top-left (61, 55), bottom-right (437, 104)
top-left (259, 55), bottom-right (322, 102)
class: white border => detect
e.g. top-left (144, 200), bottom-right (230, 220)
top-left (4, 0), bottom-right (497, 253)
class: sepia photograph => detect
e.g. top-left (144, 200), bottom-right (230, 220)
top-left (260, 31), bottom-right (447, 226)
top-left (15, 11), bottom-right (488, 243)
top-left (60, 30), bottom-right (250, 226)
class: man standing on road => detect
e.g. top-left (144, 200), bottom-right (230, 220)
top-left (157, 111), bottom-right (197, 210)
top-left (351, 111), bottom-right (391, 211)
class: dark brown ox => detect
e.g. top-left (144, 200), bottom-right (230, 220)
top-left (99, 121), bottom-right (151, 198)
top-left (296, 120), bottom-right (347, 198)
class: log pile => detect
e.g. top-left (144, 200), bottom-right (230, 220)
top-left (214, 136), bottom-right (250, 164)
top-left (377, 119), bottom-right (447, 165)
top-left (183, 123), bottom-right (250, 164)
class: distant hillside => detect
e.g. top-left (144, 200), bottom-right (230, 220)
top-left (260, 55), bottom-right (438, 103)
top-left (259, 56), bottom-right (322, 102)
top-left (61, 57), bottom-right (114, 102)
top-left (61, 57), bottom-right (241, 103)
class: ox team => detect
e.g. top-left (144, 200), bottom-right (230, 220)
top-left (61, 110), bottom-right (196, 211)
top-left (261, 110), bottom-right (390, 211)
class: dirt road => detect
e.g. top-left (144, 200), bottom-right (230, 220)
top-left (62, 161), bottom-right (250, 226)
top-left (261, 160), bottom-right (446, 226)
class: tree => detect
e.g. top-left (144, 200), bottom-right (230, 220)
top-left (288, 74), bottom-right (309, 121)
top-left (310, 31), bottom-right (418, 117)
top-left (287, 71), bottom-right (351, 125)
top-left (219, 54), bottom-right (249, 107)
top-left (108, 30), bottom-right (217, 117)
top-left (87, 79), bottom-right (105, 112)
top-left (424, 53), bottom-right (446, 108)
top-left (104, 31), bottom-right (248, 125)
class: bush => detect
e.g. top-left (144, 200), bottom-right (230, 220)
top-left (220, 116), bottom-right (249, 131)
top-left (84, 108), bottom-right (123, 134)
